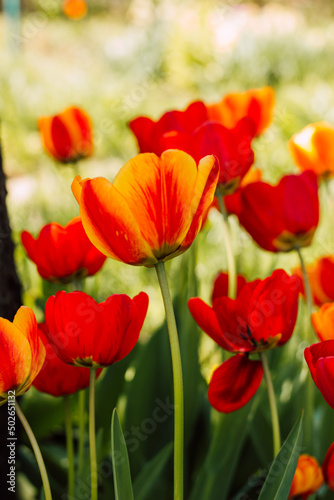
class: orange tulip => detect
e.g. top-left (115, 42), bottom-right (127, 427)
top-left (289, 455), bottom-right (324, 499)
top-left (72, 150), bottom-right (219, 266)
top-left (38, 106), bottom-right (93, 163)
top-left (312, 302), bottom-right (334, 342)
top-left (293, 256), bottom-right (334, 306)
top-left (289, 122), bottom-right (334, 178)
top-left (0, 307), bottom-right (45, 405)
top-left (63, 0), bottom-right (88, 20)
top-left (207, 86), bottom-right (275, 136)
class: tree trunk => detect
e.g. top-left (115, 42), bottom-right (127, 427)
top-left (0, 140), bottom-right (21, 499)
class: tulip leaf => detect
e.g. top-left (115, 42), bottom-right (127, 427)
top-left (258, 412), bottom-right (304, 500)
top-left (190, 397), bottom-right (258, 500)
top-left (111, 408), bottom-right (134, 500)
top-left (133, 442), bottom-right (173, 500)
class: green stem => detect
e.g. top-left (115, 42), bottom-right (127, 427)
top-left (260, 351), bottom-right (281, 457)
top-left (296, 247), bottom-right (313, 325)
top-left (77, 389), bottom-right (86, 476)
top-left (16, 401), bottom-right (53, 500)
top-left (89, 368), bottom-right (98, 500)
top-left (296, 248), bottom-right (315, 452)
top-left (155, 261), bottom-right (184, 500)
top-left (217, 195), bottom-right (237, 299)
top-left (63, 396), bottom-right (75, 498)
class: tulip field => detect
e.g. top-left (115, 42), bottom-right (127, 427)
top-left (3, 1), bottom-right (334, 500)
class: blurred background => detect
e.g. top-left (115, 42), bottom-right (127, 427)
top-left (2, 1), bottom-right (334, 498)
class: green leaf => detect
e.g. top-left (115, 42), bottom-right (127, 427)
top-left (258, 412), bottom-right (304, 500)
top-left (111, 408), bottom-right (134, 500)
top-left (133, 443), bottom-right (173, 500)
top-left (190, 398), bottom-right (258, 500)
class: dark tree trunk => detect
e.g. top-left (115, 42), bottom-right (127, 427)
top-left (0, 140), bottom-right (21, 499)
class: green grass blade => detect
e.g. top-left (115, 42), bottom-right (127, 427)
top-left (111, 409), bottom-right (134, 500)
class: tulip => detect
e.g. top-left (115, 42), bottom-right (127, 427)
top-left (0, 307), bottom-right (45, 405)
top-left (44, 291), bottom-right (148, 368)
top-left (72, 150), bottom-right (219, 266)
top-left (207, 86), bottom-right (275, 136)
top-left (305, 340), bottom-right (334, 410)
top-left (129, 101), bottom-right (209, 156)
top-left (293, 256), bottom-right (334, 306)
top-left (189, 269), bottom-right (299, 412)
top-left (63, 0), bottom-right (88, 20)
top-left (289, 122), bottom-right (334, 178)
top-left (211, 271), bottom-right (247, 302)
top-left (236, 171), bottom-right (319, 252)
top-left (162, 118), bottom-right (256, 195)
top-left (289, 455), bottom-right (324, 499)
top-left (311, 303), bottom-right (334, 342)
top-left (21, 216), bottom-right (106, 283)
top-left (38, 106), bottom-right (93, 163)
top-left (33, 323), bottom-right (102, 397)
top-left (322, 442), bottom-right (334, 491)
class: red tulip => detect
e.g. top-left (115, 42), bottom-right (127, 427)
top-left (236, 171), bottom-right (319, 252)
top-left (207, 86), bottom-right (275, 136)
top-left (33, 323), bottom-right (102, 397)
top-left (293, 256), bottom-right (334, 306)
top-left (211, 271), bottom-right (247, 302)
top-left (162, 118), bottom-right (256, 195)
top-left (38, 106), bottom-right (93, 163)
top-left (129, 101), bottom-right (208, 156)
top-left (322, 442), bottom-right (334, 491)
top-left (189, 269), bottom-right (299, 412)
top-left (44, 291), bottom-right (149, 368)
top-left (72, 150), bottom-right (219, 266)
top-left (289, 455), bottom-right (324, 499)
top-left (305, 340), bottom-right (334, 410)
top-left (0, 307), bottom-right (45, 405)
top-left (21, 216), bottom-right (106, 283)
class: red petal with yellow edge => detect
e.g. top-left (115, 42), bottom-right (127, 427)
top-left (113, 151), bottom-right (199, 258)
top-left (0, 318), bottom-right (31, 397)
top-left (208, 354), bottom-right (263, 412)
top-left (75, 176), bottom-right (156, 265)
top-left (38, 116), bottom-right (59, 160)
top-left (180, 155), bottom-right (219, 251)
top-left (13, 307), bottom-right (45, 384)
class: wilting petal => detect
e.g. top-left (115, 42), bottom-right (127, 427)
top-left (208, 354), bottom-right (263, 412)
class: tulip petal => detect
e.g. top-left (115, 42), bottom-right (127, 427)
top-left (74, 176), bottom-right (156, 265)
top-left (188, 298), bottom-right (232, 350)
top-left (0, 318), bottom-right (31, 395)
top-left (113, 150), bottom-right (199, 258)
top-left (208, 354), bottom-right (263, 412)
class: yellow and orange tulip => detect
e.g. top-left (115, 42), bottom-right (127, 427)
top-left (207, 86), bottom-right (275, 136)
top-left (289, 122), bottom-right (334, 178)
top-left (38, 106), bottom-right (93, 164)
top-left (312, 302), bottom-right (334, 342)
top-left (289, 455), bottom-right (324, 499)
top-left (72, 150), bottom-right (219, 266)
top-left (0, 307), bottom-right (45, 405)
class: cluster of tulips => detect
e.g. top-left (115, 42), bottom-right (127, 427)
top-left (3, 84), bottom-right (334, 499)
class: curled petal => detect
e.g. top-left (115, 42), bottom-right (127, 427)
top-left (208, 354), bottom-right (263, 412)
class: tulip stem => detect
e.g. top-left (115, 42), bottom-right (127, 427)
top-left (260, 351), bottom-right (281, 457)
top-left (296, 247), bottom-right (313, 324)
top-left (218, 195), bottom-right (237, 299)
top-left (155, 261), bottom-right (184, 500)
top-left (63, 396), bottom-right (75, 499)
top-left (89, 368), bottom-right (98, 500)
top-left (16, 401), bottom-right (52, 500)
top-left (78, 389), bottom-right (86, 476)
